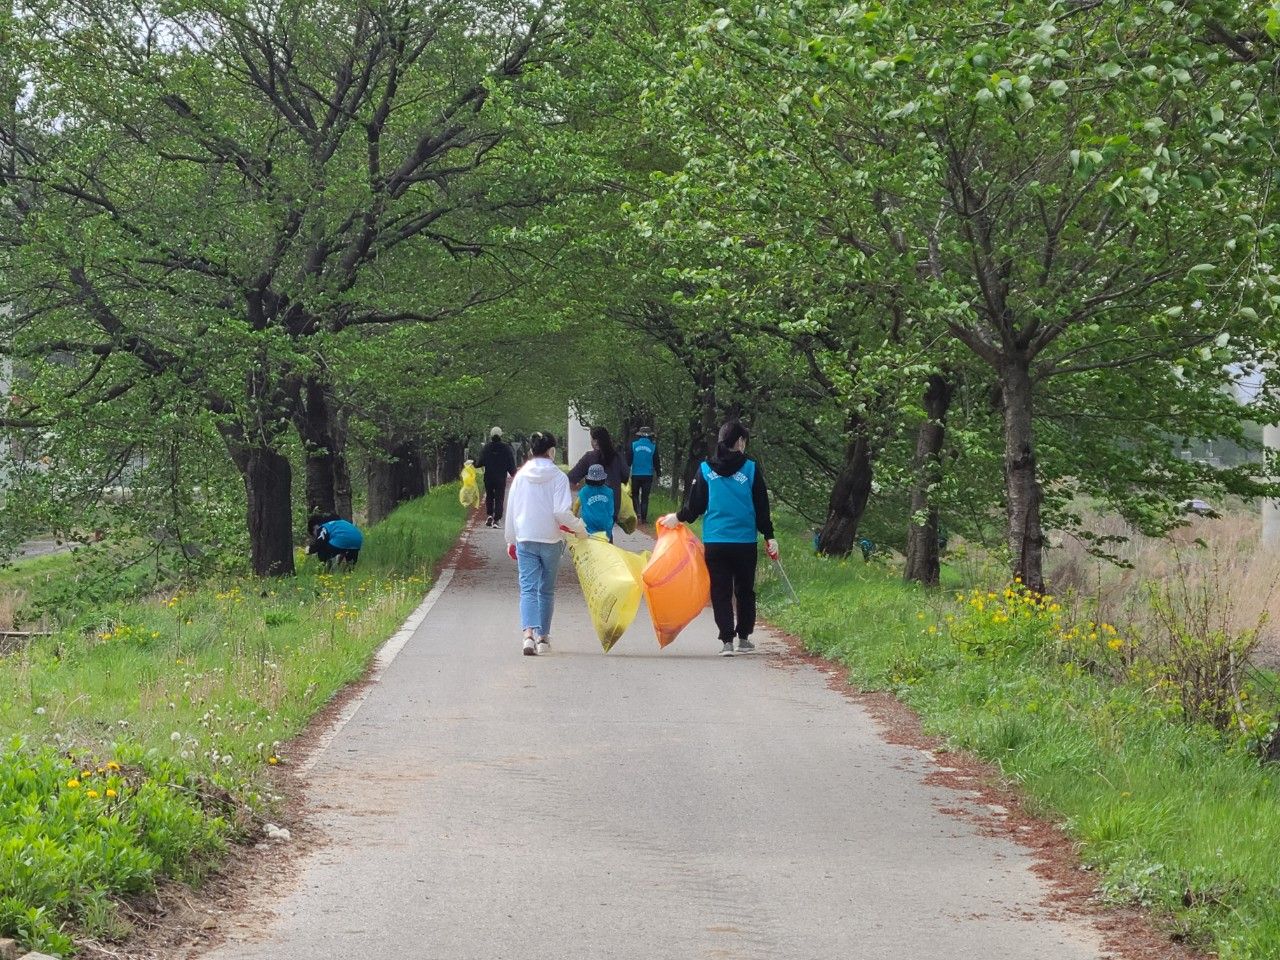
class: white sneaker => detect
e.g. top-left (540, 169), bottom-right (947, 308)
top-left (523, 636), bottom-right (537, 656)
top-left (536, 638), bottom-right (550, 655)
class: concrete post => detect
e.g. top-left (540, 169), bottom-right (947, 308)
top-left (566, 405), bottom-right (592, 467)
top-left (1264, 424), bottom-right (1280, 546)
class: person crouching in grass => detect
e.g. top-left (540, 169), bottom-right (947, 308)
top-left (308, 514), bottom-right (364, 569)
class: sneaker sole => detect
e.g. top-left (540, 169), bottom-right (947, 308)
top-left (719, 650), bottom-right (735, 657)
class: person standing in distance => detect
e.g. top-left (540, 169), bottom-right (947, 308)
top-left (480, 426), bottom-right (517, 528)
top-left (628, 427), bottom-right (660, 525)
top-left (505, 431), bottom-right (586, 656)
top-left (660, 420), bottom-right (778, 657)
top-left (567, 426), bottom-right (629, 527)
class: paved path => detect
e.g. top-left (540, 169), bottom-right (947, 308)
top-left (208, 525), bottom-right (1104, 960)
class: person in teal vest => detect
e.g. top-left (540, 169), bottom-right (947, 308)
top-left (308, 514), bottom-right (364, 569)
top-left (659, 420), bottom-right (777, 657)
top-left (578, 464), bottom-right (617, 541)
top-left (628, 428), bottom-right (660, 524)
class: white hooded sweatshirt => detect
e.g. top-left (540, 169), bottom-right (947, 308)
top-left (504, 457), bottom-right (586, 545)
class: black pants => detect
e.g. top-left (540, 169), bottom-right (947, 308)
top-left (704, 542), bottom-right (758, 642)
top-left (485, 481), bottom-right (505, 521)
top-left (311, 542), bottom-right (360, 568)
top-left (631, 475), bottom-right (654, 522)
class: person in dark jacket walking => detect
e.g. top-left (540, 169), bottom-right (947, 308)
top-left (567, 426), bottom-right (629, 524)
top-left (660, 420), bottom-right (777, 657)
top-left (628, 427), bottom-right (660, 525)
top-left (480, 427), bottom-right (517, 527)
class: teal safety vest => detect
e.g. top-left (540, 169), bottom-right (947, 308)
top-left (631, 437), bottom-right (656, 477)
top-left (700, 459), bottom-right (757, 544)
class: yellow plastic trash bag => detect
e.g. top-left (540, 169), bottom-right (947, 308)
top-left (641, 523), bottom-right (710, 648)
top-left (459, 462), bottom-right (480, 509)
top-left (568, 534), bottom-right (649, 652)
top-left (618, 482), bottom-right (638, 535)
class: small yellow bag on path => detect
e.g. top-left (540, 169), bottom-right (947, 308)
top-left (459, 463), bottom-right (480, 509)
top-left (618, 482), bottom-right (638, 535)
top-left (567, 534), bottom-right (649, 652)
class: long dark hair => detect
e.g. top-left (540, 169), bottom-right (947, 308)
top-left (530, 431), bottom-right (557, 457)
top-left (591, 426), bottom-right (617, 466)
top-left (716, 420), bottom-right (750, 459)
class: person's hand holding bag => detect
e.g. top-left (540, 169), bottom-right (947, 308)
top-left (658, 514), bottom-right (681, 530)
top-left (507, 543), bottom-right (517, 561)
top-left (766, 538), bottom-right (779, 561)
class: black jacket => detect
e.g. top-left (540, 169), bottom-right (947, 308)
top-left (677, 447), bottom-right (775, 539)
top-left (479, 439), bottom-right (516, 482)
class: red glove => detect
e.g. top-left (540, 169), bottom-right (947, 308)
top-left (766, 538), bottom-right (780, 561)
top-left (507, 543), bottom-right (517, 561)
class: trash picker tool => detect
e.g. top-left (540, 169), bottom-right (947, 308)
top-left (772, 556), bottom-right (799, 604)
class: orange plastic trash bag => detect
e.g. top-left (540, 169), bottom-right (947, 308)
top-left (641, 524), bottom-right (710, 647)
top-left (568, 534), bottom-right (650, 652)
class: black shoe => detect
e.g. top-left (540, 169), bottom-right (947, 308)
top-left (736, 638), bottom-right (755, 654)
top-left (485, 516), bottom-right (494, 527)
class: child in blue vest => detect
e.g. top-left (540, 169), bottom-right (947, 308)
top-left (578, 464), bottom-right (617, 541)
top-left (660, 420), bottom-right (777, 657)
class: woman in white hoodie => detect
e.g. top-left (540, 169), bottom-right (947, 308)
top-left (504, 431), bottom-right (586, 656)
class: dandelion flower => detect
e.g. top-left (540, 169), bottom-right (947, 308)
top-left (105, 789), bottom-right (118, 799)
top-left (268, 756), bottom-right (280, 766)
top-left (85, 789), bottom-right (100, 799)
top-left (66, 779), bottom-right (80, 789)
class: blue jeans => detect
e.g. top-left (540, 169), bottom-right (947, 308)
top-left (516, 540), bottom-right (565, 637)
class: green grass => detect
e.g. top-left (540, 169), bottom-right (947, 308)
top-left (0, 485), bottom-right (467, 955)
top-left (758, 518), bottom-right (1280, 960)
top-left (0, 550), bottom-right (78, 596)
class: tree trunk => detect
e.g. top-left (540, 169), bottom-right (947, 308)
top-left (295, 378), bottom-right (352, 519)
top-left (817, 417), bottom-right (875, 557)
top-left (439, 438), bottom-right (465, 487)
top-left (228, 444), bottom-right (295, 577)
top-left (1001, 357), bottom-right (1046, 591)
top-left (904, 374), bottom-right (954, 586)
top-left (366, 441), bottom-right (426, 525)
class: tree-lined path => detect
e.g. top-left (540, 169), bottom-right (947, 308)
top-left (206, 526), bottom-right (1102, 960)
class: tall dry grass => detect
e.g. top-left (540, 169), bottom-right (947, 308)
top-left (1049, 510), bottom-right (1280, 669)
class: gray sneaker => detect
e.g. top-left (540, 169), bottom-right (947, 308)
top-left (736, 638), bottom-right (756, 654)
top-left (536, 637), bottom-right (550, 655)
top-left (720, 641), bottom-right (735, 657)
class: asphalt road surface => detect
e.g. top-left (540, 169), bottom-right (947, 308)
top-left (206, 524), bottom-right (1103, 960)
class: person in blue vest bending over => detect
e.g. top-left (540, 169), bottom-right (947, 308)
top-left (659, 419), bottom-right (778, 657)
top-left (308, 514), bottom-right (364, 569)
top-left (628, 427), bottom-right (661, 525)
top-left (578, 464), bottom-right (617, 541)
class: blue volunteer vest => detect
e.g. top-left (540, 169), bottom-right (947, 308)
top-left (321, 519), bottom-right (364, 550)
top-left (579, 486), bottom-right (616, 535)
top-left (631, 438), bottom-right (656, 477)
top-left (701, 459), bottom-right (757, 544)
